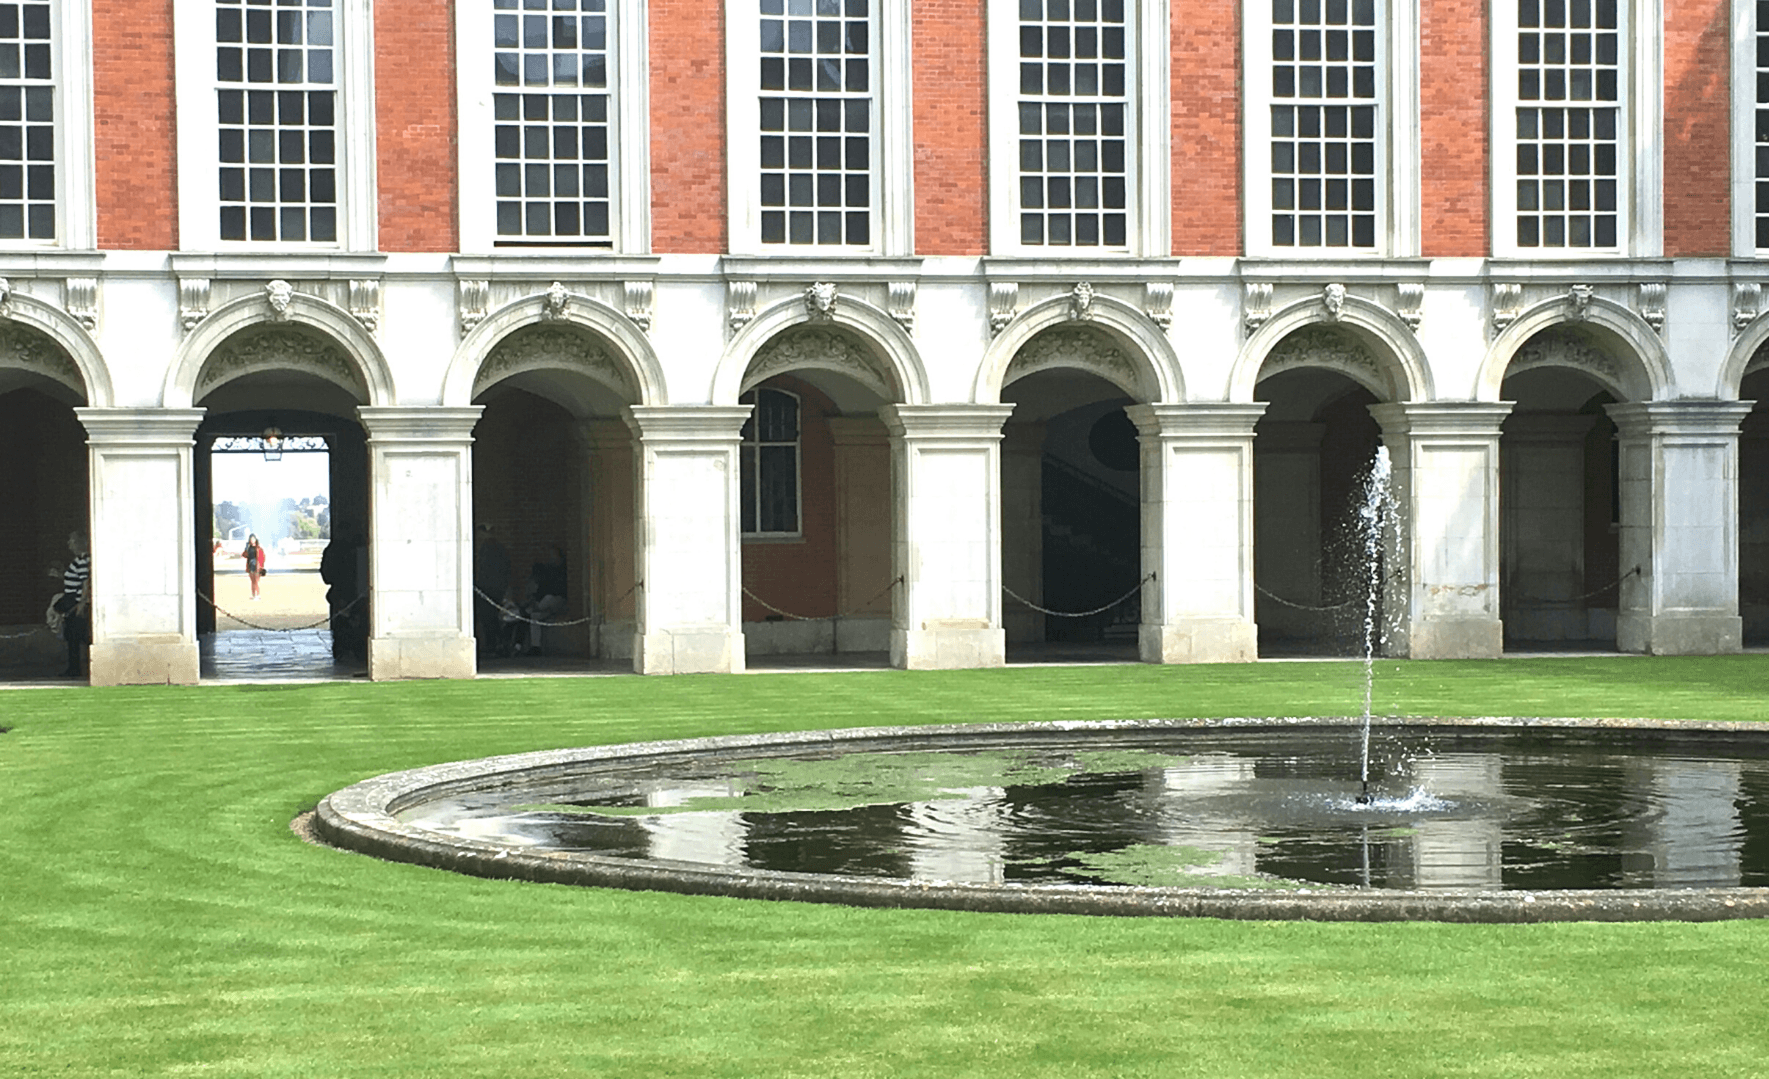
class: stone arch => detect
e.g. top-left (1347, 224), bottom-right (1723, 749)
top-left (166, 286), bottom-right (395, 407)
top-left (1478, 294), bottom-right (1669, 403)
top-left (715, 293), bottom-right (929, 406)
top-left (975, 292), bottom-right (1177, 404)
top-left (1231, 295), bottom-right (1431, 403)
top-left (0, 292), bottom-right (113, 406)
top-left (443, 289), bottom-right (666, 409)
top-left (1718, 310), bottom-right (1769, 400)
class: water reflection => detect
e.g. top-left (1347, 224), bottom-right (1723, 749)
top-left (397, 730), bottom-right (1769, 892)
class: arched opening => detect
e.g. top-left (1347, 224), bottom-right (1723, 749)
top-left (735, 326), bottom-right (896, 668)
top-left (999, 326), bottom-right (1147, 664)
top-left (191, 326), bottom-right (372, 680)
top-left (1252, 348), bottom-right (1386, 657)
top-left (0, 329), bottom-right (89, 681)
top-left (469, 323), bottom-right (638, 672)
top-left (1739, 363), bottom-right (1769, 646)
top-left (1497, 327), bottom-right (1624, 652)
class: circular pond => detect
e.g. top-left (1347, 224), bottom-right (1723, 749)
top-left (314, 717), bottom-right (1769, 922)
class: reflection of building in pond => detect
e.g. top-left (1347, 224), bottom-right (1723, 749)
top-left (1155, 756), bottom-right (1261, 879)
top-left (11, 0), bottom-right (1769, 683)
top-left (904, 789), bottom-right (1009, 885)
top-left (1624, 759), bottom-right (1744, 889)
top-left (1409, 755), bottom-right (1504, 890)
top-left (639, 781), bottom-right (749, 869)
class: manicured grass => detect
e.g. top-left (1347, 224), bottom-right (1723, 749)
top-left (3, 656), bottom-right (1768, 1077)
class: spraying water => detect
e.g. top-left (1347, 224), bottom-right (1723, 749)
top-left (1354, 444), bottom-right (1397, 804)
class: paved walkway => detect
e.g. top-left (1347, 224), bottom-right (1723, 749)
top-left (201, 629), bottom-right (366, 682)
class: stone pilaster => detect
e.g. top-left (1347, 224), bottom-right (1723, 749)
top-left (624, 405), bottom-right (751, 674)
top-left (1125, 403), bottom-right (1265, 664)
top-left (881, 404), bottom-right (1015, 670)
top-left (1607, 401), bottom-right (1754, 655)
top-left (358, 406), bottom-right (483, 680)
top-left (1371, 402), bottom-right (1513, 659)
top-left (76, 408), bottom-right (206, 686)
top-left (998, 420), bottom-right (1047, 645)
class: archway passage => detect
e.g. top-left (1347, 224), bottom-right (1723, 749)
top-left (1253, 365), bottom-right (1384, 657)
top-left (1740, 366), bottom-right (1769, 646)
top-left (734, 326), bottom-right (896, 668)
top-left (0, 366), bottom-right (88, 680)
top-left (469, 324), bottom-right (638, 673)
top-left (1001, 367), bottom-right (1142, 663)
top-left (1498, 330), bottom-right (1623, 652)
top-left (192, 327), bottom-right (372, 681)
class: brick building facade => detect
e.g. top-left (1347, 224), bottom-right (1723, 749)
top-left (2, 0), bottom-right (1768, 683)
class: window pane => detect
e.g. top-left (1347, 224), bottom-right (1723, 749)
top-left (0, 0), bottom-right (52, 240)
top-left (1270, 0), bottom-right (1377, 247)
top-left (1519, 0), bottom-right (1620, 247)
top-left (760, 4), bottom-right (874, 246)
top-left (1018, 0), bottom-right (1129, 248)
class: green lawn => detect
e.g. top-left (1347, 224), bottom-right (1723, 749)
top-left (3, 656), bottom-right (1768, 1078)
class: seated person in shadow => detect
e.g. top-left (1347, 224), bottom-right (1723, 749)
top-left (520, 545), bottom-right (568, 656)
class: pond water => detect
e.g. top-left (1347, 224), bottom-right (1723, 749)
top-left (397, 727), bottom-right (1769, 892)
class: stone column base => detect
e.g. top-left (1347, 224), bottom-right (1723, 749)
top-left (1617, 614), bottom-right (1743, 655)
top-left (368, 635), bottom-right (477, 680)
top-left (634, 629), bottom-right (745, 675)
top-left (1140, 620), bottom-right (1258, 664)
top-left (1405, 618), bottom-right (1503, 660)
top-left (89, 640), bottom-right (200, 686)
top-left (892, 625), bottom-right (1006, 670)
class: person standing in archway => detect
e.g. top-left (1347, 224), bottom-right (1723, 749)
top-left (57, 531), bottom-right (90, 678)
top-left (243, 533), bottom-right (265, 599)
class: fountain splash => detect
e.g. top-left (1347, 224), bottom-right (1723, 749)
top-left (1355, 445), bottom-right (1398, 804)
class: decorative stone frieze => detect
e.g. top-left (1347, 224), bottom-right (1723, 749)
top-left (805, 281), bottom-right (839, 320)
top-left (887, 280), bottom-right (916, 333)
top-left (745, 326), bottom-right (892, 400)
top-left (199, 327), bottom-right (365, 397)
top-left (727, 279), bottom-right (757, 332)
top-left (1636, 282), bottom-right (1666, 335)
top-left (1396, 282), bottom-right (1424, 331)
top-left (178, 278), bottom-right (211, 333)
top-left (348, 278), bottom-right (380, 333)
top-left (1506, 327), bottom-right (1622, 388)
top-left (477, 324), bottom-right (633, 397)
top-left (1490, 283), bottom-right (1523, 334)
top-left (624, 279), bottom-right (654, 332)
top-left (0, 321), bottom-right (79, 388)
top-left (1321, 283), bottom-right (1347, 322)
top-left (1007, 326), bottom-right (1140, 395)
top-left (64, 278), bottom-right (97, 332)
top-left (1242, 282), bottom-right (1273, 337)
top-left (1069, 281), bottom-right (1096, 321)
top-left (1734, 283), bottom-right (1760, 338)
top-left (1143, 281), bottom-right (1173, 331)
top-left (1258, 325), bottom-right (1380, 387)
top-left (265, 279), bottom-right (295, 321)
top-left (457, 278), bottom-right (490, 335)
top-left (541, 281), bottom-right (571, 321)
top-left (988, 282), bottom-right (1019, 336)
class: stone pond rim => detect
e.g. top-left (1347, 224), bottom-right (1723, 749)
top-left (311, 716), bottom-right (1769, 924)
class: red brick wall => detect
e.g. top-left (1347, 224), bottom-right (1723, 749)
top-left (1420, 0), bottom-right (1488, 255)
top-left (376, 0), bottom-right (458, 251)
top-left (93, 0), bottom-right (177, 249)
top-left (1171, 0), bottom-right (1242, 255)
top-left (913, 0), bottom-right (987, 253)
top-left (1664, 0), bottom-right (1730, 256)
top-left (651, 0), bottom-right (726, 252)
top-left (742, 376), bottom-right (840, 621)
top-left (0, 390), bottom-right (88, 624)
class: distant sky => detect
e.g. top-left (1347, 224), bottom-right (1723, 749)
top-left (211, 450), bottom-right (330, 542)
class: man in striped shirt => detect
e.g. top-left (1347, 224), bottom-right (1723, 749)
top-left (60, 531), bottom-right (90, 677)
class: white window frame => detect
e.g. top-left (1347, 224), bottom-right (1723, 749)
top-left (726, 0), bottom-right (912, 256)
top-left (0, 1), bottom-right (95, 249)
top-left (739, 385), bottom-right (804, 539)
top-left (1491, 0), bottom-right (1660, 258)
top-left (986, 0), bottom-right (1169, 256)
top-left (173, 0), bottom-right (376, 251)
top-left (1733, 0), bottom-right (1762, 255)
top-left (1242, 0), bottom-right (1418, 257)
top-left (456, 0), bottom-right (650, 255)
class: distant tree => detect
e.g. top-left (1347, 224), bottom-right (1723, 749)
top-left (215, 501), bottom-right (244, 539)
top-left (312, 494), bottom-right (328, 507)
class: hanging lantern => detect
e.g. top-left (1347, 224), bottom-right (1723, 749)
top-left (262, 425), bottom-right (283, 462)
